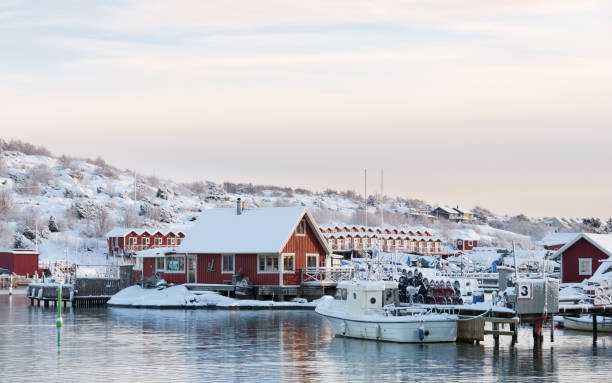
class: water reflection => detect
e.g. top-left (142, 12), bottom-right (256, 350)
top-left (0, 296), bottom-right (611, 383)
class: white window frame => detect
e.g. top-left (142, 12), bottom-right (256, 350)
top-left (282, 253), bottom-right (295, 274)
top-left (258, 254), bottom-right (279, 274)
top-left (154, 237), bottom-right (163, 246)
top-left (142, 237), bottom-right (150, 247)
top-left (578, 258), bottom-right (592, 275)
top-left (128, 237), bottom-right (137, 246)
top-left (155, 257), bottom-right (165, 272)
top-left (306, 253), bottom-right (319, 268)
top-left (165, 255), bottom-right (185, 273)
top-left (468, 240), bottom-right (473, 247)
top-left (296, 220), bottom-right (306, 236)
top-left (222, 254), bottom-right (235, 274)
top-left (167, 237), bottom-right (176, 246)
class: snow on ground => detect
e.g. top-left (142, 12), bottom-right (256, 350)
top-left (1, 149), bottom-right (576, 269)
top-left (108, 285), bottom-right (332, 309)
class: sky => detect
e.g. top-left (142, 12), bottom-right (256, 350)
top-left (1, 1), bottom-right (611, 219)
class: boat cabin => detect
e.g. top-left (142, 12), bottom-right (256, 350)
top-left (336, 280), bottom-right (399, 315)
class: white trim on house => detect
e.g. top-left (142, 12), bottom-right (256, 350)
top-left (165, 255), bottom-right (186, 273)
top-left (578, 258), bottom-right (592, 275)
top-left (306, 253), bottom-right (319, 268)
top-left (552, 233), bottom-right (612, 260)
top-left (257, 254), bottom-right (280, 274)
top-left (282, 253), bottom-right (295, 274)
top-left (221, 254), bottom-right (235, 274)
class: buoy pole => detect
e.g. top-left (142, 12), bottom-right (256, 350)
top-left (56, 284), bottom-right (63, 328)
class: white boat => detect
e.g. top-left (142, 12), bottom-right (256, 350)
top-left (564, 316), bottom-right (612, 333)
top-left (315, 280), bottom-right (458, 343)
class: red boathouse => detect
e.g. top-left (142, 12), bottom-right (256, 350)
top-left (136, 203), bottom-right (332, 288)
top-left (0, 249), bottom-right (39, 276)
top-left (552, 233), bottom-right (612, 283)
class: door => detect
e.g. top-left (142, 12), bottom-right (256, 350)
top-left (187, 255), bottom-right (197, 283)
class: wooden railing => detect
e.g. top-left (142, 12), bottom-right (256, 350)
top-left (301, 267), bottom-right (355, 286)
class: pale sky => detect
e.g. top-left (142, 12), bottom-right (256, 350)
top-left (1, 1), bottom-right (611, 219)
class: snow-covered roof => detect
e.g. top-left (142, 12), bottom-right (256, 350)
top-left (105, 227), bottom-right (182, 237)
top-left (552, 233), bottom-right (612, 260)
top-left (176, 206), bottom-right (331, 255)
top-left (134, 247), bottom-right (178, 258)
top-left (0, 249), bottom-right (39, 255)
top-left (538, 232), bottom-right (580, 246)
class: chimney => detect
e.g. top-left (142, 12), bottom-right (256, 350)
top-left (237, 198), bottom-right (242, 215)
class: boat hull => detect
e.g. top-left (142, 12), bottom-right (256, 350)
top-left (320, 313), bottom-right (457, 343)
top-left (564, 316), bottom-right (612, 333)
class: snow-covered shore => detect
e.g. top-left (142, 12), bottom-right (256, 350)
top-left (107, 285), bottom-right (331, 310)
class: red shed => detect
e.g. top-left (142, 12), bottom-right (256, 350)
top-left (552, 233), bottom-right (612, 283)
top-left (0, 249), bottom-right (39, 276)
top-left (456, 238), bottom-right (478, 251)
top-left (175, 204), bottom-right (331, 287)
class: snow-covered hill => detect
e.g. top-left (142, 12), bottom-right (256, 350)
top-left (0, 144), bottom-right (595, 266)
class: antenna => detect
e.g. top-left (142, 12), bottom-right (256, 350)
top-left (364, 169), bottom-right (367, 228)
top-left (380, 168), bottom-right (384, 228)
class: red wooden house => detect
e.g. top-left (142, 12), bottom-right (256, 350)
top-left (106, 228), bottom-right (185, 257)
top-left (144, 204), bottom-right (331, 288)
top-left (552, 233), bottom-right (612, 283)
top-left (0, 249), bottom-right (39, 276)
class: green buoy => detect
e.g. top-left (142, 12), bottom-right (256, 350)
top-left (56, 284), bottom-right (63, 328)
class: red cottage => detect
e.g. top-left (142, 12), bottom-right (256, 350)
top-left (539, 232), bottom-right (580, 251)
top-left (171, 204), bottom-right (331, 289)
top-left (0, 249), bottom-right (39, 276)
top-left (552, 233), bottom-right (612, 283)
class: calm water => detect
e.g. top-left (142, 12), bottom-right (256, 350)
top-left (1, 293), bottom-right (611, 383)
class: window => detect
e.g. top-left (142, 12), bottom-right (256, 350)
top-left (283, 254), bottom-right (295, 273)
top-left (165, 256), bottom-right (185, 272)
top-left (167, 238), bottom-right (176, 246)
top-left (468, 240), bottom-right (473, 247)
top-left (296, 220), bottom-right (306, 235)
top-left (155, 257), bottom-right (165, 271)
top-left (129, 237), bottom-right (137, 246)
top-left (578, 258), bottom-right (592, 275)
top-left (259, 255), bottom-right (279, 273)
top-left (142, 237), bottom-right (150, 248)
top-left (154, 237), bottom-right (163, 246)
top-left (177, 238), bottom-right (182, 245)
top-left (222, 255), bottom-right (234, 274)
top-left (306, 254), bottom-right (319, 268)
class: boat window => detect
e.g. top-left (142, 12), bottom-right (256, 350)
top-left (335, 288), bottom-right (347, 300)
top-left (353, 292), bottom-right (357, 300)
top-left (370, 297), bottom-right (376, 305)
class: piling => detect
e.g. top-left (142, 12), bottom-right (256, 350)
top-left (550, 315), bottom-right (554, 342)
top-left (592, 315), bottom-right (597, 344)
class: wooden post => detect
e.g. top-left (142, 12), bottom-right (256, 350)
top-left (550, 314), bottom-right (554, 342)
top-left (593, 315), bottom-right (598, 345)
top-left (510, 323), bottom-right (518, 344)
top-left (493, 322), bottom-right (500, 346)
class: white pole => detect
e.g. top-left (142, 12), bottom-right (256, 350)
top-left (380, 168), bottom-right (384, 228)
top-left (512, 241), bottom-right (519, 282)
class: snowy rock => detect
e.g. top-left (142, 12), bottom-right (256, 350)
top-left (64, 188), bottom-right (74, 199)
top-left (156, 187), bottom-right (170, 200)
top-left (48, 216), bottom-right (59, 232)
top-left (97, 186), bottom-right (105, 194)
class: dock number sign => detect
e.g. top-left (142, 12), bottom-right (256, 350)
top-left (517, 281), bottom-right (533, 300)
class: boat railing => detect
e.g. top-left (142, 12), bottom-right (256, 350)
top-left (383, 304), bottom-right (457, 317)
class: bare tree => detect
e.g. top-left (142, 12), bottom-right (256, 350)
top-left (0, 188), bottom-right (15, 219)
top-left (0, 157), bottom-right (8, 177)
top-left (29, 164), bottom-right (53, 184)
top-left (121, 208), bottom-right (141, 228)
top-left (94, 209), bottom-right (114, 237)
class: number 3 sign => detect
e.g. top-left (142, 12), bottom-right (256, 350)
top-left (517, 281), bottom-right (532, 300)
